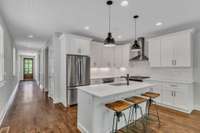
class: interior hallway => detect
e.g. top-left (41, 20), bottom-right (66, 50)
top-left (1, 81), bottom-right (79, 133)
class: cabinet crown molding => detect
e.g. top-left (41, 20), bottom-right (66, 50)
top-left (59, 33), bottom-right (92, 41)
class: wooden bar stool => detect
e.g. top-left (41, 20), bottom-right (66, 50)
top-left (105, 100), bottom-right (131, 133)
top-left (125, 96), bottom-right (147, 131)
top-left (142, 92), bottom-right (160, 126)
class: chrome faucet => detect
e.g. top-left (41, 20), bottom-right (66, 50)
top-left (121, 74), bottom-right (130, 86)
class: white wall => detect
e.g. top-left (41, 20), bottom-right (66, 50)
top-left (44, 47), bottom-right (48, 91)
top-left (45, 35), bottom-right (61, 103)
top-left (193, 31), bottom-right (200, 108)
top-left (0, 14), bottom-right (18, 125)
top-left (39, 47), bottom-right (47, 90)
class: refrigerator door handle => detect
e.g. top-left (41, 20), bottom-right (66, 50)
top-left (79, 59), bottom-right (82, 84)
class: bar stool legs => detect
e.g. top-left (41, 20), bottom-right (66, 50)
top-left (111, 112), bottom-right (128, 133)
top-left (134, 104), bottom-right (146, 131)
top-left (145, 97), bottom-right (161, 126)
top-left (152, 100), bottom-right (160, 126)
top-left (105, 100), bottom-right (130, 133)
top-left (127, 104), bottom-right (146, 132)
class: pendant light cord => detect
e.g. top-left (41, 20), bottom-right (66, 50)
top-left (135, 18), bottom-right (137, 40)
top-left (109, 5), bottom-right (111, 33)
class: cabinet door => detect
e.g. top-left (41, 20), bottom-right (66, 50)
top-left (162, 89), bottom-right (174, 106)
top-left (90, 42), bottom-right (103, 67)
top-left (161, 36), bottom-right (174, 67)
top-left (122, 44), bottom-right (129, 68)
top-left (102, 47), bottom-right (114, 67)
top-left (174, 90), bottom-right (188, 111)
top-left (151, 85), bottom-right (163, 103)
top-left (173, 32), bottom-right (191, 67)
top-left (77, 39), bottom-right (91, 55)
top-left (114, 46), bottom-right (123, 68)
top-left (90, 42), bottom-right (98, 67)
top-left (148, 38), bottom-right (161, 67)
top-left (69, 38), bottom-right (79, 54)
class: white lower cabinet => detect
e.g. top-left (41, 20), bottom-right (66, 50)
top-left (174, 90), bottom-right (188, 110)
top-left (145, 80), bottom-right (193, 113)
top-left (162, 89), bottom-right (174, 107)
top-left (150, 83), bottom-right (163, 103)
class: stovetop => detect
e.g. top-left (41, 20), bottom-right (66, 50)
top-left (129, 76), bottom-right (150, 82)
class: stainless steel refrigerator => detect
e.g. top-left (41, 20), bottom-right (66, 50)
top-left (66, 54), bottom-right (90, 106)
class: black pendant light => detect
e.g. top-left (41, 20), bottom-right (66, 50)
top-left (131, 15), bottom-right (141, 50)
top-left (104, 0), bottom-right (116, 47)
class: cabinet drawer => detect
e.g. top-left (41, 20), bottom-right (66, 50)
top-left (164, 83), bottom-right (189, 92)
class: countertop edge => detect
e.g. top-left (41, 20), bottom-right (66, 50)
top-left (77, 83), bottom-right (157, 98)
top-left (144, 78), bottom-right (194, 84)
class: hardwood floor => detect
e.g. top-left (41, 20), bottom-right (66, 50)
top-left (1, 81), bottom-right (79, 133)
top-left (120, 106), bottom-right (200, 133)
top-left (1, 81), bottom-right (200, 133)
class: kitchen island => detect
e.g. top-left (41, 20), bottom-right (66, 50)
top-left (77, 81), bottom-right (157, 133)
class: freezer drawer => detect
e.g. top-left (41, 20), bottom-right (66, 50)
top-left (67, 88), bottom-right (77, 106)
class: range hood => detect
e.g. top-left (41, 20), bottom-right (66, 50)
top-left (129, 37), bottom-right (148, 61)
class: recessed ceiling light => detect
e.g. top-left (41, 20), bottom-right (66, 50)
top-left (84, 26), bottom-right (90, 30)
top-left (156, 22), bottom-right (163, 26)
top-left (117, 35), bottom-right (122, 39)
top-left (120, 0), bottom-right (128, 7)
top-left (28, 35), bottom-right (34, 38)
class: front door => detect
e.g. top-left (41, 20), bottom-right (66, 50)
top-left (24, 58), bottom-right (33, 80)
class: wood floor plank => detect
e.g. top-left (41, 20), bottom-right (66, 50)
top-left (0, 126), bottom-right (10, 133)
top-left (1, 81), bottom-right (200, 133)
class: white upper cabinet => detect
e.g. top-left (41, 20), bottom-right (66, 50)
top-left (148, 29), bottom-right (193, 67)
top-left (148, 38), bottom-right (161, 67)
top-left (60, 34), bottom-right (91, 56)
top-left (113, 44), bottom-right (129, 68)
top-left (161, 35), bottom-right (175, 67)
top-left (102, 47), bottom-right (114, 67)
top-left (113, 46), bottom-right (123, 68)
top-left (75, 38), bottom-right (91, 55)
top-left (172, 32), bottom-right (191, 67)
top-left (90, 42), bottom-right (102, 68)
top-left (90, 42), bottom-right (129, 68)
top-left (121, 44), bottom-right (130, 68)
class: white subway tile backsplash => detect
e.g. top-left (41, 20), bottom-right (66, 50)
top-left (91, 61), bottom-right (193, 83)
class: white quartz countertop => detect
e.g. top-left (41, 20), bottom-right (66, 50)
top-left (77, 81), bottom-right (157, 98)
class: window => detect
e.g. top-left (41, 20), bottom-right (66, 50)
top-left (0, 25), bottom-right (4, 81)
top-left (13, 47), bottom-right (16, 76)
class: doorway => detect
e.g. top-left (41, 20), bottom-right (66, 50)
top-left (23, 58), bottom-right (33, 80)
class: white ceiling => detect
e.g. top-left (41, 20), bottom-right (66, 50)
top-left (0, 0), bottom-right (200, 49)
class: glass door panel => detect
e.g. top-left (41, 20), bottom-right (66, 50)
top-left (24, 58), bottom-right (33, 80)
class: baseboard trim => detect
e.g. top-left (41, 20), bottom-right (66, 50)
top-left (0, 81), bottom-right (19, 126)
top-left (194, 105), bottom-right (200, 111)
top-left (78, 122), bottom-right (89, 133)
